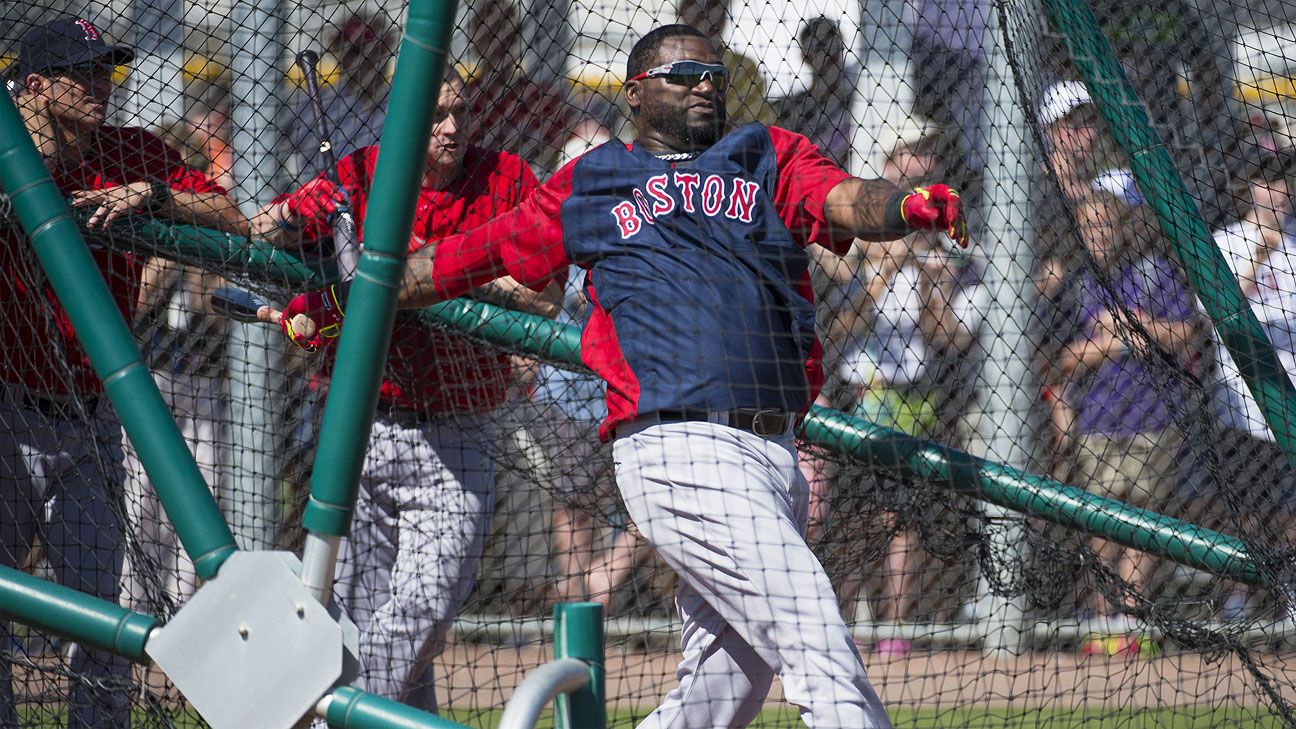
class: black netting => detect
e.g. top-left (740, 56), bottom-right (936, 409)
top-left (3, 0), bottom-right (1296, 726)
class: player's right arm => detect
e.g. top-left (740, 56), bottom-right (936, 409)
top-left (278, 160), bottom-right (572, 351)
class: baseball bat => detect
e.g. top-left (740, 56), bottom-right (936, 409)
top-left (295, 49), bottom-right (361, 280)
top-left (211, 286), bottom-right (281, 325)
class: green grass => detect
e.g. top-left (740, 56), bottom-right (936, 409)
top-left (18, 705), bottom-right (1289, 728)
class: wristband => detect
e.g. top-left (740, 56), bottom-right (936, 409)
top-left (148, 178), bottom-right (172, 212)
top-left (883, 190), bottom-right (909, 235)
top-left (279, 215), bottom-right (304, 233)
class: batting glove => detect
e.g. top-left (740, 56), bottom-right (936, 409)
top-left (280, 284), bottom-right (345, 352)
top-left (900, 184), bottom-right (968, 249)
top-left (284, 178), bottom-right (344, 223)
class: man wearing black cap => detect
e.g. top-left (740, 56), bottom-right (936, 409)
top-left (1, 16), bottom-right (244, 729)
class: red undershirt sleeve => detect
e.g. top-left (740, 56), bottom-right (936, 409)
top-left (769, 125), bottom-right (853, 254)
top-left (431, 160), bottom-right (574, 299)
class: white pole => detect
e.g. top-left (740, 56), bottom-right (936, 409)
top-left (971, 0), bottom-right (1036, 655)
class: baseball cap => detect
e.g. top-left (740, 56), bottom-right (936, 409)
top-left (12, 17), bottom-right (134, 79)
top-left (1038, 80), bottom-right (1092, 127)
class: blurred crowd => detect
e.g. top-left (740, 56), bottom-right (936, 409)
top-left (9, 0), bottom-right (1296, 671)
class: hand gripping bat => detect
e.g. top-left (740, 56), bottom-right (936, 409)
top-left (295, 49), bottom-right (361, 281)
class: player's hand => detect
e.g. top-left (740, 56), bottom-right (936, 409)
top-left (900, 184), bottom-right (968, 249)
top-left (70, 182), bottom-right (155, 229)
top-left (280, 284), bottom-right (345, 352)
top-left (284, 178), bottom-right (345, 224)
top-left (16, 94), bottom-right (59, 172)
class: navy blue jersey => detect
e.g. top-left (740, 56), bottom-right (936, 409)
top-left (432, 124), bottom-right (853, 438)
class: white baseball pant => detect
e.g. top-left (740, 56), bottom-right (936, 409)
top-left (0, 385), bottom-right (132, 729)
top-left (614, 419), bottom-right (891, 729)
top-left (120, 369), bottom-right (224, 617)
top-left (333, 413), bottom-right (495, 712)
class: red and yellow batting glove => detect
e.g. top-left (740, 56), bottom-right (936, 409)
top-left (280, 284), bottom-right (345, 352)
top-left (900, 183), bottom-right (968, 249)
top-left (284, 178), bottom-right (345, 223)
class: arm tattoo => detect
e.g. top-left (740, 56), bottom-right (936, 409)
top-left (824, 177), bottom-right (909, 242)
top-left (398, 246), bottom-right (442, 309)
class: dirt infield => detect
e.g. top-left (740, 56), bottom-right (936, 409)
top-left (438, 641), bottom-right (1296, 713)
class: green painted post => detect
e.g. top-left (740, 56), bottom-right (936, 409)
top-left (0, 94), bottom-right (237, 581)
top-left (0, 565), bottom-right (158, 663)
top-left (300, 0), bottom-right (459, 540)
top-left (1038, 0), bottom-right (1296, 478)
top-left (73, 213), bottom-right (335, 286)
top-left (800, 406), bottom-right (1261, 584)
top-left (323, 686), bottom-right (472, 729)
top-left (416, 298), bottom-right (583, 365)
top-left (554, 602), bottom-right (605, 729)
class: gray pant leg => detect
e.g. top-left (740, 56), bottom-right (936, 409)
top-left (0, 398), bottom-right (42, 729)
top-left (348, 416), bottom-right (495, 712)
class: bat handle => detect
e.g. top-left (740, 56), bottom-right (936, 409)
top-left (259, 306), bottom-right (283, 325)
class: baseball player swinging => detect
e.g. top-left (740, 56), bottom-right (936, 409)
top-left (280, 24), bottom-right (966, 728)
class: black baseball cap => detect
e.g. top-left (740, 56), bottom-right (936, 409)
top-left (13, 17), bottom-right (134, 79)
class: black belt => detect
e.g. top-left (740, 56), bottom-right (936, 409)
top-left (21, 392), bottom-right (99, 419)
top-left (655, 409), bottom-right (793, 437)
top-left (376, 402), bottom-right (442, 428)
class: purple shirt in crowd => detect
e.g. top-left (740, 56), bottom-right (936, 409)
top-left (1047, 255), bottom-right (1197, 438)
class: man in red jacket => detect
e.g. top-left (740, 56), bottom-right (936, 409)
top-left (251, 68), bottom-right (560, 711)
top-left (1, 16), bottom-right (244, 728)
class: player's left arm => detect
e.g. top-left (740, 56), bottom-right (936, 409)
top-left (68, 130), bottom-right (246, 234)
top-left (823, 177), bottom-right (967, 248)
top-left (769, 126), bottom-right (966, 250)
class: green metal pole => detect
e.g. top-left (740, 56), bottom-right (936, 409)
top-left (56, 184), bottom-right (1264, 586)
top-left (322, 686), bottom-right (472, 729)
top-left (404, 297), bottom-right (1265, 585)
top-left (0, 564), bottom-right (158, 663)
top-left (416, 298), bottom-right (582, 365)
top-left (1038, 0), bottom-right (1296, 477)
top-left (801, 407), bottom-right (1261, 584)
top-left (298, 0), bottom-right (459, 599)
top-left (76, 213), bottom-right (335, 286)
top-left (0, 95), bottom-right (237, 581)
top-left (553, 602), bottom-right (605, 729)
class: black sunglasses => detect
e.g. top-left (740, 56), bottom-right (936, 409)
top-left (630, 60), bottom-right (729, 92)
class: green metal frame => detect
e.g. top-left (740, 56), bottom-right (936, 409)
top-left (554, 603), bottom-right (605, 728)
top-left (0, 0), bottom-right (1286, 722)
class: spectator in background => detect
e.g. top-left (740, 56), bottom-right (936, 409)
top-left (184, 89), bottom-right (235, 192)
top-left (119, 258), bottom-right (228, 619)
top-left (289, 12), bottom-right (395, 180)
top-left (677, 0), bottom-right (775, 126)
top-left (1032, 80), bottom-right (1141, 313)
top-left (464, 0), bottom-right (607, 177)
top-left (910, 0), bottom-right (989, 195)
top-left (827, 130), bottom-right (983, 656)
top-left (3, 16), bottom-right (244, 728)
top-left (118, 114), bottom-right (236, 618)
top-left (1038, 81), bottom-right (1136, 205)
top-left (775, 16), bottom-right (857, 168)
top-left (1204, 148), bottom-right (1296, 621)
top-left (1038, 190), bottom-right (1203, 641)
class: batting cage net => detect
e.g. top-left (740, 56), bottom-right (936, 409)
top-left (3, 0), bottom-right (1296, 726)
